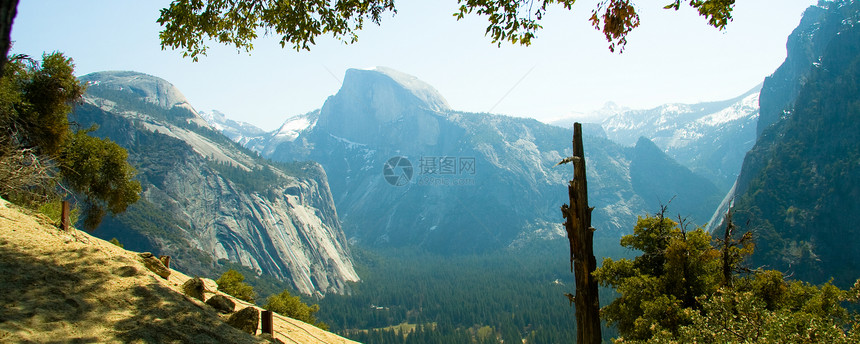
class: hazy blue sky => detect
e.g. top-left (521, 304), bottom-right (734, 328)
top-left (13, 1), bottom-right (816, 130)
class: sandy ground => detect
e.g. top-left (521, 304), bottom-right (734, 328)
top-left (0, 198), bottom-right (359, 344)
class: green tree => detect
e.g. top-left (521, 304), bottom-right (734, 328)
top-left (0, 53), bottom-right (140, 227)
top-left (156, 0), bottom-right (738, 59)
top-left (0, 54), bottom-right (80, 158)
top-left (60, 128), bottom-right (141, 229)
top-left (714, 209), bottom-right (754, 287)
top-left (596, 208), bottom-right (860, 343)
top-left (594, 212), bottom-right (721, 340)
top-left (639, 277), bottom-right (860, 343)
top-left (109, 237), bottom-right (124, 248)
top-left (459, 0), bottom-right (736, 52)
top-left (157, 0), bottom-right (396, 60)
top-left (216, 269), bottom-right (256, 302)
top-left (265, 289), bottom-right (328, 330)
top-left (14, 53), bottom-right (79, 157)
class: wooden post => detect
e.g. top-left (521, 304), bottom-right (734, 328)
top-left (261, 310), bottom-right (273, 335)
top-left (60, 200), bottom-right (70, 231)
top-left (561, 123), bottom-right (602, 344)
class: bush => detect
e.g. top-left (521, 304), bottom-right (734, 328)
top-left (0, 144), bottom-right (55, 206)
top-left (216, 269), bottom-right (255, 303)
top-left (265, 290), bottom-right (328, 330)
top-left (108, 237), bottom-right (123, 248)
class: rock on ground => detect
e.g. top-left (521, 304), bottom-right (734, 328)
top-left (205, 294), bottom-right (235, 314)
top-left (138, 252), bottom-right (170, 279)
top-left (182, 277), bottom-right (205, 301)
top-left (228, 307), bottom-right (260, 335)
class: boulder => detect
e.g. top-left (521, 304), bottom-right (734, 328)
top-left (138, 252), bottom-right (170, 279)
top-left (182, 277), bottom-right (206, 301)
top-left (201, 277), bottom-right (219, 293)
top-left (158, 255), bottom-right (170, 269)
top-left (226, 306), bottom-right (259, 335)
top-left (205, 294), bottom-right (235, 314)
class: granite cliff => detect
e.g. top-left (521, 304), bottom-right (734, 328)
top-left (74, 71), bottom-right (359, 295)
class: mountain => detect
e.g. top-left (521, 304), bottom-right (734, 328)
top-left (240, 110), bottom-right (319, 157)
top-left (629, 137), bottom-right (722, 223)
top-left (728, 0), bottom-right (860, 287)
top-left (73, 71), bottom-right (359, 296)
top-left (600, 85), bottom-right (761, 191)
top-left (548, 101), bottom-right (631, 128)
top-left (200, 109), bottom-right (267, 145)
top-left (756, 4), bottom-right (837, 137)
top-left (237, 67), bottom-right (722, 254)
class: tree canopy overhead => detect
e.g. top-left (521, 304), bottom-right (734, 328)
top-left (157, 0), bottom-right (397, 61)
top-left (158, 0), bottom-right (737, 59)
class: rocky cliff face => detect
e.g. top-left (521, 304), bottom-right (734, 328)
top-left (239, 67), bottom-right (722, 253)
top-left (75, 71), bottom-right (358, 295)
top-left (756, 5), bottom-right (832, 137)
top-left (729, 0), bottom-right (860, 287)
top-left (84, 71), bottom-right (200, 115)
top-left (315, 67), bottom-right (451, 151)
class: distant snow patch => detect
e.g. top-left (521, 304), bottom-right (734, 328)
top-left (329, 134), bottom-right (367, 148)
top-left (698, 93), bottom-right (759, 127)
top-left (275, 116), bottom-right (313, 141)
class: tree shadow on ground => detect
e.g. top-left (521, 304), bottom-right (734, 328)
top-left (0, 240), bottom-right (262, 344)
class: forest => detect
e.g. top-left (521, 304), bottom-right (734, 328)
top-left (306, 212), bottom-right (860, 343)
top-left (231, 239), bottom-right (630, 343)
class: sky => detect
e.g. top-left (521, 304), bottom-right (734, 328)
top-left (12, 0), bottom-right (817, 131)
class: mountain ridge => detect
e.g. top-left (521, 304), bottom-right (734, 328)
top-left (227, 67), bottom-right (724, 253)
top-left (599, 84), bottom-right (762, 190)
top-left (729, 0), bottom-right (860, 287)
top-left (75, 71), bottom-right (359, 296)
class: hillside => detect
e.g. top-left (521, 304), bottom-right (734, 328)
top-left (731, 0), bottom-right (860, 287)
top-left (0, 197), bottom-right (358, 343)
top-left (75, 71), bottom-right (358, 296)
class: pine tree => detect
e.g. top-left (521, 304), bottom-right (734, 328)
top-left (216, 269), bottom-right (256, 302)
top-left (0, 52), bottom-right (140, 227)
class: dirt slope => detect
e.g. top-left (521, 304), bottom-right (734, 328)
top-left (0, 198), bottom-right (359, 344)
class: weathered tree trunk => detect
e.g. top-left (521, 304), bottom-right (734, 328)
top-left (61, 200), bottom-right (70, 231)
top-left (721, 210), bottom-right (735, 287)
top-left (561, 123), bottom-right (602, 344)
top-left (0, 0), bottom-right (18, 75)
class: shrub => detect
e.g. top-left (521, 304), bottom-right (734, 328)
top-left (265, 290), bottom-right (328, 330)
top-left (109, 237), bottom-right (123, 248)
top-left (216, 269), bottom-right (255, 303)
